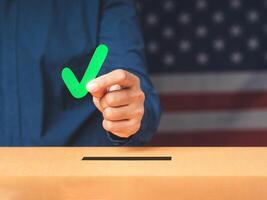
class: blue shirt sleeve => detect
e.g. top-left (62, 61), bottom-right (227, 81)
top-left (98, 0), bottom-right (161, 146)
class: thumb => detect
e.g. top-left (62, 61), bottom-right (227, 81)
top-left (91, 84), bottom-right (121, 112)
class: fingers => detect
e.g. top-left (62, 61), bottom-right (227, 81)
top-left (103, 104), bottom-right (144, 121)
top-left (87, 69), bottom-right (145, 138)
top-left (101, 91), bottom-right (144, 137)
top-left (102, 119), bottom-right (141, 138)
top-left (92, 83), bottom-right (145, 114)
top-left (92, 84), bottom-right (122, 112)
top-left (99, 88), bottom-right (138, 109)
top-left (92, 97), bottom-right (103, 112)
top-left (86, 69), bottom-right (139, 98)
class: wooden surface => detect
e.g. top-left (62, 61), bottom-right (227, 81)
top-left (0, 147), bottom-right (266, 200)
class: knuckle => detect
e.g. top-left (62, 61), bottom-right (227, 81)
top-left (102, 120), bottom-right (108, 130)
top-left (133, 91), bottom-right (145, 101)
top-left (129, 119), bottom-right (138, 127)
top-left (115, 69), bottom-right (127, 81)
top-left (139, 91), bottom-right (145, 101)
top-left (103, 120), bottom-right (114, 131)
top-left (100, 99), bottom-right (108, 109)
top-left (106, 94), bottom-right (116, 106)
top-left (108, 122), bottom-right (114, 130)
top-left (135, 108), bottom-right (144, 117)
top-left (127, 123), bottom-right (140, 135)
top-left (103, 108), bottom-right (113, 119)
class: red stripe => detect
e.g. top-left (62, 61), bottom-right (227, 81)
top-left (160, 91), bottom-right (267, 112)
top-left (148, 129), bottom-right (267, 146)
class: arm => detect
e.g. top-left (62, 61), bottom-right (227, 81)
top-left (88, 0), bottom-right (161, 146)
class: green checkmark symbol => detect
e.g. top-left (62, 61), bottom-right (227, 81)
top-left (61, 44), bottom-right (108, 99)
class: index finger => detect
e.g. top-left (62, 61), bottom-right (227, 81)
top-left (86, 69), bottom-right (138, 98)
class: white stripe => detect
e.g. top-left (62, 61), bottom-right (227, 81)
top-left (158, 109), bottom-right (267, 132)
top-left (151, 71), bottom-right (267, 93)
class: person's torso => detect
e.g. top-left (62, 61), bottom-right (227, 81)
top-left (0, 0), bottom-right (112, 146)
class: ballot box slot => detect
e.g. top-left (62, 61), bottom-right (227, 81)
top-left (82, 156), bottom-right (172, 161)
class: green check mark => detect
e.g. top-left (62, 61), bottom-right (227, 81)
top-left (61, 44), bottom-right (108, 99)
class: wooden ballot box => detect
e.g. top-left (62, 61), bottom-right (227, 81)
top-left (0, 147), bottom-right (266, 200)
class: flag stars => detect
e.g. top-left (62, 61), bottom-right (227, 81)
top-left (162, 27), bottom-right (175, 39)
top-left (147, 41), bottom-right (159, 54)
top-left (213, 11), bottom-right (225, 24)
top-left (230, 52), bottom-right (243, 64)
top-left (163, 0), bottom-right (175, 12)
top-left (213, 39), bottom-right (225, 51)
top-left (247, 37), bottom-right (259, 50)
top-left (196, 0), bottom-right (208, 11)
top-left (163, 54), bottom-right (176, 66)
top-left (179, 40), bottom-right (191, 52)
top-left (230, 0), bottom-right (242, 9)
top-left (178, 13), bottom-right (191, 25)
top-left (146, 13), bottom-right (158, 26)
top-left (196, 26), bottom-right (208, 38)
top-left (247, 10), bottom-right (259, 23)
top-left (138, 1), bottom-right (264, 70)
top-left (229, 25), bottom-right (242, 37)
top-left (196, 53), bottom-right (209, 65)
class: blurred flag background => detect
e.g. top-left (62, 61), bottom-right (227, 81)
top-left (137, 0), bottom-right (267, 146)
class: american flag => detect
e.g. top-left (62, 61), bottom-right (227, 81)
top-left (137, 0), bottom-right (267, 145)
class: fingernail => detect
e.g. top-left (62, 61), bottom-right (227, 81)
top-left (86, 81), bottom-right (99, 93)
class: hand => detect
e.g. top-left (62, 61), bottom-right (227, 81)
top-left (86, 69), bottom-right (145, 138)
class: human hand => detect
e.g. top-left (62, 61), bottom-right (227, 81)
top-left (86, 69), bottom-right (145, 138)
